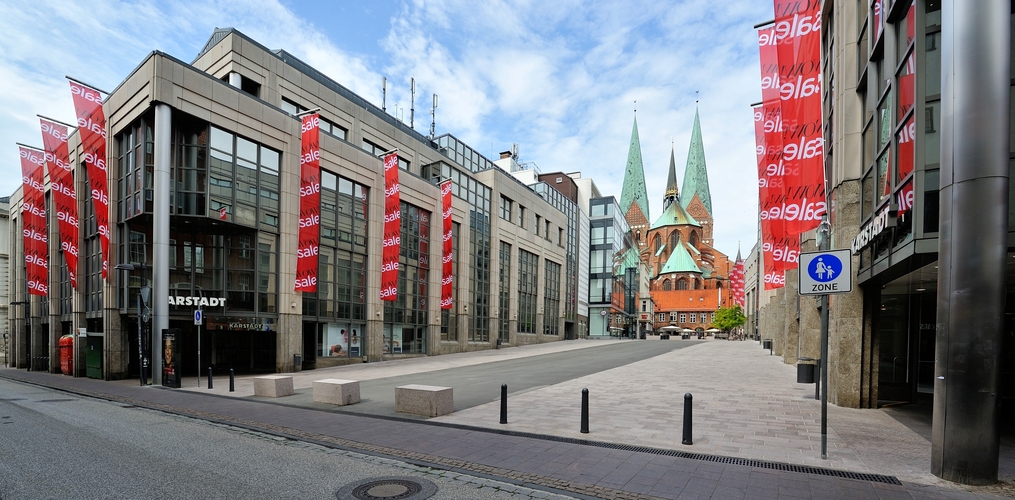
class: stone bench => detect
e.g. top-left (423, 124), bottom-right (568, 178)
top-left (253, 375), bottom-right (294, 397)
top-left (313, 378), bottom-right (361, 405)
top-left (395, 384), bottom-right (453, 417)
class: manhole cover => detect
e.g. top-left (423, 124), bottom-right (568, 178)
top-left (337, 477), bottom-right (436, 500)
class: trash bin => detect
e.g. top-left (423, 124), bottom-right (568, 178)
top-left (59, 334), bottom-right (74, 375)
top-left (796, 357), bottom-right (816, 383)
top-left (294, 353), bottom-right (302, 372)
top-left (762, 339), bottom-right (773, 354)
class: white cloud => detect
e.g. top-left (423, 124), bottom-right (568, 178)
top-left (0, 0), bottom-right (772, 258)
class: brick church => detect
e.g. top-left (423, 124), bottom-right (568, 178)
top-left (618, 109), bottom-right (734, 336)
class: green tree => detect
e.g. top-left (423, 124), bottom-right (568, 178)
top-left (712, 305), bottom-right (746, 332)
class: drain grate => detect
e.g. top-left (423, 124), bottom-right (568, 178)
top-left (356, 413), bottom-right (903, 485)
top-left (337, 477), bottom-right (436, 500)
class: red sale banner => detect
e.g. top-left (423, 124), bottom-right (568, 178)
top-left (440, 180), bottom-right (453, 309)
top-left (19, 146), bottom-right (49, 296)
top-left (39, 118), bottom-right (79, 289)
top-left (68, 80), bottom-right (110, 279)
top-left (757, 28), bottom-right (798, 276)
top-left (380, 152), bottom-right (401, 301)
top-left (732, 258), bottom-right (745, 307)
top-left (295, 114), bottom-right (321, 292)
top-left (771, 0), bottom-right (826, 236)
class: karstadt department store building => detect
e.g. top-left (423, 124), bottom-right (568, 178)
top-left (7, 28), bottom-right (571, 382)
top-left (756, 0), bottom-right (1014, 484)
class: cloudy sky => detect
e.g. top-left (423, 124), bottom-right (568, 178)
top-left (0, 0), bottom-right (773, 259)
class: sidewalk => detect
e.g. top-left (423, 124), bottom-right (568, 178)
top-left (3, 337), bottom-right (1014, 499)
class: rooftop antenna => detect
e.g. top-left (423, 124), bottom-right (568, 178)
top-left (510, 143), bottom-right (519, 160)
top-left (382, 77), bottom-right (387, 113)
top-left (410, 78), bottom-right (415, 129)
top-left (428, 93), bottom-right (438, 139)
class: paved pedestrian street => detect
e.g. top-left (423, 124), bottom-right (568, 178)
top-left (4, 338), bottom-right (1014, 499)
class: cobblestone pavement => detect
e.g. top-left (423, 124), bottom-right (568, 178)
top-left (426, 339), bottom-right (1015, 497)
top-left (5, 337), bottom-right (1015, 499)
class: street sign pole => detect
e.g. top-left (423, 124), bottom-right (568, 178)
top-left (816, 216), bottom-right (831, 460)
top-left (800, 217), bottom-right (843, 460)
top-left (195, 308), bottom-right (203, 388)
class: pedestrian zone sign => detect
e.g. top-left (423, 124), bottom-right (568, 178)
top-left (799, 249), bottom-right (852, 295)
top-left (194, 309), bottom-right (203, 325)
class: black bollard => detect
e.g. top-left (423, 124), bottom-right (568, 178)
top-left (208, 367), bottom-right (213, 389)
top-left (580, 388), bottom-right (589, 434)
top-left (229, 369), bottom-right (235, 392)
top-left (500, 384), bottom-right (508, 424)
top-left (681, 393), bottom-right (693, 445)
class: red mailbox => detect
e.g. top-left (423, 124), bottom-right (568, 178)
top-left (59, 334), bottom-right (74, 375)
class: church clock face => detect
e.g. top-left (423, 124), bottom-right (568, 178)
top-left (688, 204), bottom-right (707, 219)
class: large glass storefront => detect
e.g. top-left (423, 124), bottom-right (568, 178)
top-left (115, 110), bottom-right (284, 375)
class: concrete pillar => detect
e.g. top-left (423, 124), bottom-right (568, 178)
top-left (932, 0), bottom-right (1011, 485)
top-left (152, 104), bottom-right (172, 385)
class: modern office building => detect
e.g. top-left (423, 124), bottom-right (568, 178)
top-left (6, 28), bottom-right (572, 381)
top-left (757, 0), bottom-right (1013, 483)
top-left (495, 152), bottom-right (585, 339)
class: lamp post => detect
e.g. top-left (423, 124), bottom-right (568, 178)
top-left (115, 262), bottom-right (150, 386)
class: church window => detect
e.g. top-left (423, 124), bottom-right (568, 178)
top-left (677, 278), bottom-right (688, 290)
top-left (653, 234), bottom-right (662, 252)
top-left (690, 231), bottom-right (698, 247)
top-left (669, 231), bottom-right (680, 250)
top-left (662, 279), bottom-right (672, 291)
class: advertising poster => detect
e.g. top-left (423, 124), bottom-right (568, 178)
top-left (162, 328), bottom-right (181, 388)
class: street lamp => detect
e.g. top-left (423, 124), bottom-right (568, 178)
top-left (115, 262), bottom-right (150, 386)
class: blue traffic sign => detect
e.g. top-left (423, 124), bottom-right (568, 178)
top-left (194, 309), bottom-right (203, 325)
top-left (807, 254), bottom-right (842, 283)
top-left (798, 249), bottom-right (852, 295)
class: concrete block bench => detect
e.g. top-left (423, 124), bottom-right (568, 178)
top-left (313, 378), bottom-right (361, 405)
top-left (253, 375), bottom-right (294, 397)
top-left (395, 384), bottom-right (453, 417)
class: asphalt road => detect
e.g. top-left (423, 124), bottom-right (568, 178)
top-left (0, 378), bottom-right (572, 499)
top-left (267, 338), bottom-right (701, 419)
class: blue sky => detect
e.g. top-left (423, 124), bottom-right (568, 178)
top-left (0, 0), bottom-right (773, 259)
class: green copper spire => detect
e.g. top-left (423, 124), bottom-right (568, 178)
top-left (663, 145), bottom-right (679, 210)
top-left (620, 116), bottom-right (650, 222)
top-left (680, 109), bottom-right (712, 214)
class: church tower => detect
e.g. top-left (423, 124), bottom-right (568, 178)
top-left (619, 115), bottom-right (650, 246)
top-left (662, 145), bottom-right (680, 211)
top-left (680, 108), bottom-right (715, 246)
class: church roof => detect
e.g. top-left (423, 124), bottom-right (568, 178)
top-left (650, 195), bottom-right (701, 230)
top-left (680, 109), bottom-right (713, 214)
top-left (619, 117), bottom-right (650, 222)
top-left (659, 241), bottom-right (701, 275)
